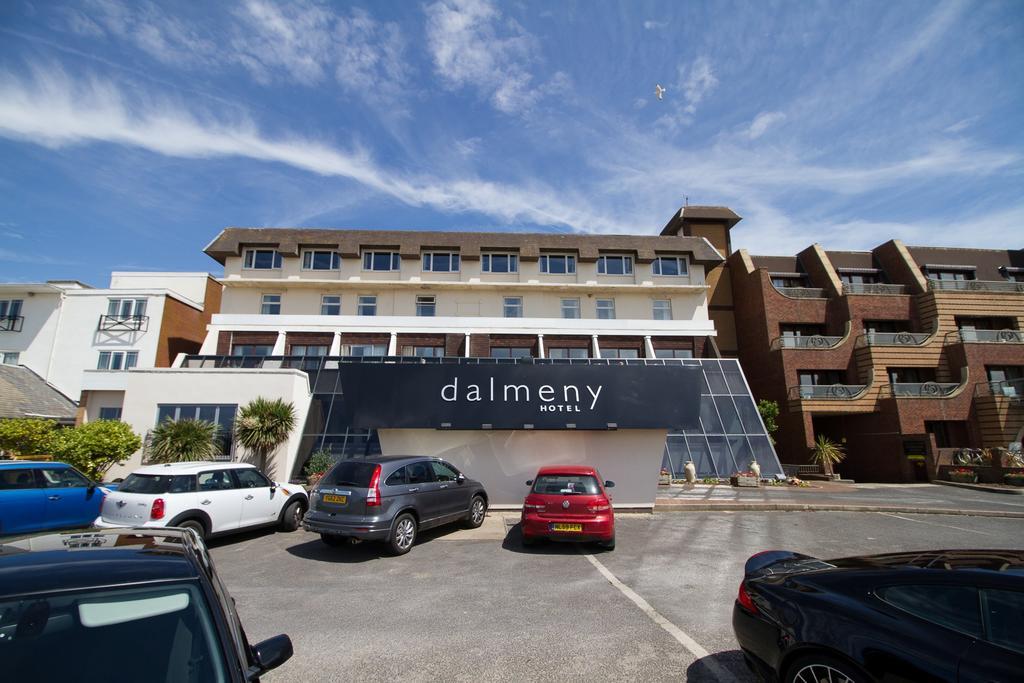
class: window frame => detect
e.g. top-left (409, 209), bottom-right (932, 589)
top-left (1, 351), bottom-right (19, 365)
top-left (362, 251), bottom-right (401, 272)
top-left (652, 299), bottom-right (673, 321)
top-left (243, 249), bottom-right (283, 270)
top-left (421, 251), bottom-right (460, 273)
top-left (320, 295), bottom-right (341, 316)
top-left (98, 407), bottom-right (123, 420)
top-left (347, 344), bottom-right (387, 357)
top-left (157, 404), bottom-right (238, 457)
top-left (357, 295), bottom-right (377, 316)
top-left (560, 297), bottom-right (581, 319)
top-left (260, 293), bottom-right (281, 315)
top-left (416, 295), bottom-right (437, 317)
top-left (652, 256), bottom-right (689, 277)
top-left (302, 250), bottom-right (341, 271)
top-left (0, 299), bottom-right (24, 319)
top-left (106, 298), bottom-right (147, 318)
top-left (539, 253), bottom-right (577, 275)
top-left (503, 296), bottom-right (523, 318)
top-left (595, 298), bottom-right (616, 320)
top-left (97, 350), bottom-right (139, 371)
top-left (482, 253), bottom-right (519, 274)
top-left (597, 254), bottom-right (634, 276)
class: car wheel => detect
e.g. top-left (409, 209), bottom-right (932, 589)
top-left (388, 513), bottom-right (417, 555)
top-left (465, 496), bottom-right (487, 528)
top-left (279, 500), bottom-right (305, 532)
top-left (785, 654), bottom-right (867, 683)
top-left (320, 533), bottom-right (346, 547)
top-left (597, 535), bottom-right (615, 551)
top-left (178, 519), bottom-right (207, 542)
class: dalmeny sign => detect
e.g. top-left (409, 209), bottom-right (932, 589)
top-left (335, 363), bottom-right (702, 430)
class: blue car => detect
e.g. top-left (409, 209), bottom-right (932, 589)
top-left (0, 461), bottom-right (109, 536)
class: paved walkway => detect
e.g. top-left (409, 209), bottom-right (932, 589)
top-left (654, 482), bottom-right (1024, 517)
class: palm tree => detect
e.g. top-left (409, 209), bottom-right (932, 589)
top-left (810, 434), bottom-right (846, 478)
top-left (234, 397), bottom-right (296, 473)
top-left (148, 418), bottom-right (220, 463)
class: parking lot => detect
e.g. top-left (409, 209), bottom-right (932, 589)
top-left (210, 509), bottom-right (1024, 682)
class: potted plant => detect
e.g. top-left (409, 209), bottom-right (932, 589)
top-left (730, 470), bottom-right (759, 487)
top-left (947, 467), bottom-right (978, 484)
top-left (1003, 472), bottom-right (1024, 487)
top-left (810, 435), bottom-right (846, 479)
top-left (658, 467), bottom-right (672, 486)
top-left (303, 448), bottom-right (337, 486)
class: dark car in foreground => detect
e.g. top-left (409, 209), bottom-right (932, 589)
top-left (733, 548), bottom-right (1024, 683)
top-left (303, 456), bottom-right (488, 555)
top-left (0, 528), bottom-right (293, 682)
top-left (520, 465), bottom-right (615, 550)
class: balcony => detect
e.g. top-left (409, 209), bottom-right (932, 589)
top-left (98, 314), bottom-right (149, 332)
top-left (182, 354), bottom-right (708, 370)
top-left (976, 377), bottom-right (1024, 405)
top-left (948, 329), bottom-right (1024, 344)
top-left (0, 315), bottom-right (24, 332)
top-left (886, 382), bottom-right (960, 398)
top-left (842, 283), bottom-right (906, 295)
top-left (861, 330), bottom-right (932, 346)
top-left (788, 384), bottom-right (868, 400)
top-left (928, 279), bottom-right (1024, 293)
top-left (773, 286), bottom-right (828, 299)
top-left (772, 334), bottom-right (844, 350)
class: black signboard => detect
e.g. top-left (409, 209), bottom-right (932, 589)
top-left (335, 363), bottom-right (702, 430)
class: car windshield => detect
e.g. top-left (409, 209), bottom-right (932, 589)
top-left (118, 474), bottom-right (196, 494)
top-left (0, 582), bottom-right (228, 683)
top-left (532, 474), bottom-right (601, 495)
top-left (322, 461), bottom-right (378, 488)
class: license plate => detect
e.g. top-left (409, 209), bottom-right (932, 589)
top-left (551, 523), bottom-right (583, 532)
top-left (323, 494), bottom-right (347, 504)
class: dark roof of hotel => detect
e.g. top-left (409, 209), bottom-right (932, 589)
top-left (204, 228), bottom-right (725, 266)
top-left (660, 205), bottom-right (742, 235)
top-left (906, 246), bottom-right (1024, 281)
top-left (750, 255), bottom-right (803, 273)
top-left (0, 365), bottom-right (77, 423)
top-left (825, 251), bottom-right (877, 270)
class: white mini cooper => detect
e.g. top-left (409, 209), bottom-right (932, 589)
top-left (95, 462), bottom-right (307, 540)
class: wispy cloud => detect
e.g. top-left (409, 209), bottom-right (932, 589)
top-left (643, 20), bottom-right (667, 30)
top-left (655, 56), bottom-right (718, 131)
top-left (743, 111), bottom-right (785, 140)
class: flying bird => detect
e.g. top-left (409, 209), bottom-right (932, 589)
top-left (655, 84), bottom-right (666, 100)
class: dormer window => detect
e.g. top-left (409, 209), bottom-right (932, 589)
top-left (482, 252), bottom-right (518, 273)
top-left (1001, 266), bottom-right (1024, 283)
top-left (652, 256), bottom-right (688, 277)
top-left (539, 254), bottom-right (576, 274)
top-left (838, 270), bottom-right (881, 284)
top-left (302, 250), bottom-right (340, 270)
top-left (597, 255), bottom-right (634, 275)
top-left (422, 251), bottom-right (460, 273)
top-left (923, 264), bottom-right (975, 281)
top-left (770, 273), bottom-right (806, 288)
top-left (362, 251), bottom-right (401, 272)
top-left (243, 249), bottom-right (282, 270)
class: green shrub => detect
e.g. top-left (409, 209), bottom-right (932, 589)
top-left (947, 468), bottom-right (978, 484)
top-left (0, 418), bottom-right (59, 456)
top-left (757, 400), bottom-right (779, 442)
top-left (303, 448), bottom-right (337, 477)
top-left (148, 418), bottom-right (220, 463)
top-left (53, 420), bottom-right (142, 480)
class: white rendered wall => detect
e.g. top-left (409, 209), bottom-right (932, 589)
top-left (82, 390), bottom-right (126, 422)
top-left (109, 272), bottom-right (210, 306)
top-left (110, 368), bottom-right (312, 480)
top-left (379, 428), bottom-right (667, 508)
top-left (0, 290), bottom-right (62, 379)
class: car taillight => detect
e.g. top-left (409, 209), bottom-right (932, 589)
top-left (737, 580), bottom-right (758, 614)
top-left (150, 497), bottom-right (165, 521)
top-left (366, 465), bottom-right (382, 507)
top-left (587, 499), bottom-right (611, 513)
top-left (523, 503), bottom-right (545, 511)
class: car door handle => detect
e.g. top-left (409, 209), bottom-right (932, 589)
top-left (245, 494), bottom-right (254, 500)
top-left (408, 487), bottom-right (420, 492)
top-left (47, 495), bottom-right (61, 501)
top-left (201, 499), bottom-right (212, 505)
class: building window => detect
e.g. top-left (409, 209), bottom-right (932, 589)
top-left (1, 351), bottom-right (20, 365)
top-left (927, 269), bottom-right (973, 281)
top-left (780, 324), bottom-right (826, 338)
top-left (798, 370), bottom-right (844, 385)
top-left (0, 299), bottom-right (23, 319)
top-left (243, 249), bottom-right (282, 270)
top-left (652, 256), bottom-right (688, 277)
top-left (107, 298), bottom-right (147, 318)
top-left (596, 299), bottom-right (616, 320)
top-left (320, 295), bottom-right (341, 316)
top-left (655, 349), bottom-right (693, 359)
top-left (839, 271), bottom-right (880, 284)
top-left (503, 296), bottom-right (523, 318)
top-left (156, 404), bottom-right (237, 456)
top-left (548, 347), bottom-right (588, 359)
top-left (652, 300), bottom-right (672, 320)
top-left (482, 253), bottom-right (518, 273)
top-left (302, 250), bottom-right (340, 270)
top-left (887, 367), bottom-right (936, 384)
top-left (540, 254), bottom-right (576, 274)
top-left (491, 347), bottom-right (532, 358)
top-left (291, 344), bottom-right (328, 357)
top-left (422, 252), bottom-right (460, 273)
top-left (97, 350), bottom-right (138, 371)
top-left (597, 255), bottom-right (633, 275)
top-left (987, 366), bottom-right (1023, 396)
top-left (347, 344), bottom-right (387, 357)
top-left (357, 295), bottom-right (377, 316)
top-left (771, 275), bottom-right (806, 287)
top-left (416, 295), bottom-right (436, 317)
top-left (561, 298), bottom-right (581, 319)
top-left (864, 320), bottom-right (908, 334)
top-left (260, 294), bottom-right (281, 315)
top-left (402, 346), bottom-right (445, 357)
top-left (98, 407), bottom-right (122, 420)
top-left (602, 348), bottom-right (639, 359)
top-left (231, 344), bottom-right (273, 356)
top-left (362, 251), bottom-right (401, 272)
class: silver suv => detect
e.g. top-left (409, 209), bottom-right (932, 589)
top-left (302, 456), bottom-right (489, 555)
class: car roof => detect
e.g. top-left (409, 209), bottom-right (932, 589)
top-left (0, 528), bottom-right (202, 599)
top-left (535, 465), bottom-right (599, 476)
top-left (344, 456), bottom-right (439, 467)
top-left (131, 461), bottom-right (257, 475)
top-left (826, 549), bottom-right (1024, 576)
top-left (0, 461), bottom-right (70, 469)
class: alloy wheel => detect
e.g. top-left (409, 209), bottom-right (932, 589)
top-left (292, 504), bottom-right (303, 527)
top-left (471, 499), bottom-right (485, 525)
top-left (396, 518), bottom-right (415, 550)
top-left (793, 664), bottom-right (855, 683)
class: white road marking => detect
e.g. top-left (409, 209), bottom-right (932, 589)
top-left (581, 552), bottom-right (730, 682)
top-left (874, 512), bottom-right (994, 536)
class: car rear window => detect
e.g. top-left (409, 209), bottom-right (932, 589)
top-left (532, 474), bottom-right (601, 495)
top-left (322, 461), bottom-right (378, 488)
top-left (118, 474), bottom-right (196, 494)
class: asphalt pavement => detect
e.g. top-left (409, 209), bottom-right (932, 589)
top-left (209, 506), bottom-right (1024, 682)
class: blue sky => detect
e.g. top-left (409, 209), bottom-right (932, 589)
top-left (1, 0), bottom-right (1021, 285)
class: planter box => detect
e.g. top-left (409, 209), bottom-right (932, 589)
top-left (947, 471), bottom-right (978, 484)
top-left (1004, 474), bottom-right (1024, 487)
top-left (730, 475), bottom-right (759, 488)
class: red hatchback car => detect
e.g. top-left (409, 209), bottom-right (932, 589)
top-left (520, 466), bottom-right (615, 550)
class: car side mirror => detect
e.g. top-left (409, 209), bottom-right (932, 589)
top-left (251, 634), bottom-right (293, 675)
top-left (604, 480), bottom-right (615, 488)
top-left (457, 473), bottom-right (466, 484)
top-left (525, 480), bottom-right (533, 486)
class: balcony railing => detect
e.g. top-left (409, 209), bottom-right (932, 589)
top-left (771, 334), bottom-right (844, 350)
top-left (182, 354), bottom-right (707, 370)
top-left (98, 314), bottom-right (149, 332)
top-left (861, 330), bottom-right (932, 346)
top-left (976, 377), bottom-right (1024, 404)
top-left (928, 279), bottom-right (1024, 293)
top-left (842, 283), bottom-right (907, 295)
top-left (886, 382), bottom-right (960, 398)
top-left (947, 329), bottom-right (1024, 344)
top-left (788, 384), bottom-right (868, 400)
top-left (0, 315), bottom-right (24, 332)
top-left (773, 286), bottom-right (828, 299)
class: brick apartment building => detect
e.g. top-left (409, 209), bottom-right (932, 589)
top-left (727, 240), bottom-right (1024, 482)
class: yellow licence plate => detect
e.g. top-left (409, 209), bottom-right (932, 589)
top-left (323, 494), bottom-right (347, 504)
top-left (552, 523), bottom-right (583, 532)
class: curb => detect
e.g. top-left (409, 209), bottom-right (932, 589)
top-left (652, 502), bottom-right (1024, 518)
top-left (933, 480), bottom-right (1024, 496)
